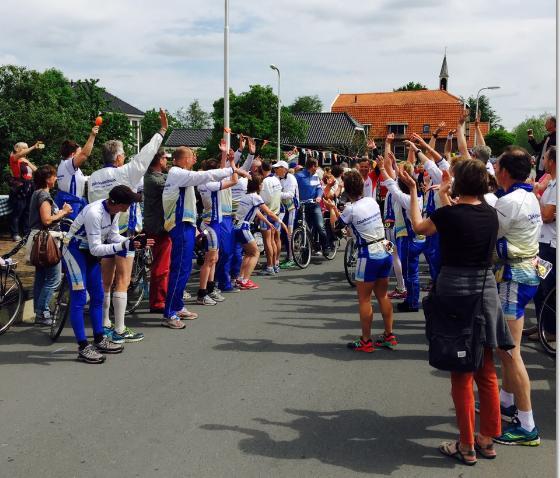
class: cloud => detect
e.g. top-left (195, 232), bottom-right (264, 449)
top-left (0, 0), bottom-right (555, 130)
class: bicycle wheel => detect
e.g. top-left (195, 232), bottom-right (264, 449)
top-left (0, 268), bottom-right (24, 335)
top-left (291, 226), bottom-right (311, 269)
top-left (126, 253), bottom-right (146, 314)
top-left (537, 287), bottom-right (556, 357)
top-left (343, 237), bottom-right (358, 287)
top-left (323, 232), bottom-right (338, 261)
top-left (50, 278), bottom-right (70, 341)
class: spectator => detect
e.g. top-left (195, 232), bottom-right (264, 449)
top-left (528, 116), bottom-right (556, 180)
top-left (28, 165), bottom-right (72, 325)
top-left (8, 141), bottom-right (40, 241)
top-left (402, 159), bottom-right (514, 464)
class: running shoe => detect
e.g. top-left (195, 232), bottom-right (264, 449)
top-left (259, 267), bottom-right (275, 276)
top-left (34, 315), bottom-right (54, 327)
top-left (347, 337), bottom-right (375, 353)
top-left (161, 317), bottom-right (186, 329)
top-left (374, 333), bottom-right (399, 350)
top-left (475, 401), bottom-right (518, 423)
top-left (78, 344), bottom-right (106, 364)
top-left (237, 279), bottom-right (259, 290)
top-left (221, 285), bottom-right (241, 293)
top-left (118, 327), bottom-right (144, 343)
top-left (388, 288), bottom-right (407, 300)
top-left (493, 418), bottom-right (540, 446)
top-left (279, 260), bottom-right (297, 270)
top-left (94, 336), bottom-right (124, 354)
top-left (183, 291), bottom-right (192, 301)
top-left (197, 295), bottom-right (217, 306)
top-left (274, 265), bottom-right (280, 274)
top-left (103, 326), bottom-right (125, 344)
top-left (176, 308), bottom-right (198, 320)
top-left (209, 290), bottom-right (225, 302)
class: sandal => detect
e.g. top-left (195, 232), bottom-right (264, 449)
top-left (474, 434), bottom-right (496, 459)
top-left (439, 441), bottom-right (477, 466)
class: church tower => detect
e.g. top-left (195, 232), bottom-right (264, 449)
top-left (439, 52), bottom-right (448, 91)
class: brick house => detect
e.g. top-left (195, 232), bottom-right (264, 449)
top-left (330, 55), bottom-right (489, 159)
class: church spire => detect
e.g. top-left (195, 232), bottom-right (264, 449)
top-left (439, 49), bottom-right (448, 91)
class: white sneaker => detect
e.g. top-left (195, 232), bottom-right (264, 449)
top-left (183, 291), bottom-right (192, 301)
top-left (196, 295), bottom-right (217, 306)
top-left (209, 290), bottom-right (225, 302)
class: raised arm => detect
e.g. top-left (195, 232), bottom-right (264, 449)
top-left (399, 170), bottom-right (437, 236)
top-left (384, 133), bottom-right (395, 162)
top-left (456, 110), bottom-right (471, 159)
top-left (74, 126), bottom-right (100, 168)
top-left (444, 129), bottom-right (455, 160)
top-left (474, 111), bottom-right (486, 147)
top-left (13, 141), bottom-right (42, 160)
top-left (429, 122), bottom-right (445, 149)
top-left (240, 137), bottom-right (256, 172)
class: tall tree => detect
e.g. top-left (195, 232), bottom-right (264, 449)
top-left (484, 128), bottom-right (515, 156)
top-left (512, 114), bottom-right (549, 152)
top-left (464, 95), bottom-right (502, 129)
top-left (393, 82), bottom-right (428, 91)
top-left (289, 95), bottom-right (323, 113)
top-left (175, 99), bottom-right (211, 128)
top-left (208, 85), bottom-right (307, 158)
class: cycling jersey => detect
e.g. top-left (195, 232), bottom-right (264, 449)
top-left (363, 170), bottom-right (380, 198)
top-left (88, 132), bottom-right (163, 233)
top-left (219, 188), bottom-right (233, 216)
top-left (64, 200), bottom-right (128, 257)
top-left (198, 181), bottom-right (225, 224)
top-left (57, 157), bottom-right (88, 198)
top-left (495, 184), bottom-right (542, 285)
top-left (339, 197), bottom-right (386, 256)
top-left (261, 174), bottom-right (282, 215)
top-left (382, 178), bottom-right (424, 240)
top-left (162, 166), bottom-right (233, 232)
top-left (235, 192), bottom-right (264, 226)
top-left (280, 173), bottom-right (299, 212)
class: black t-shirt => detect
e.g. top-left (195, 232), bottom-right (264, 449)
top-left (430, 202), bottom-right (498, 268)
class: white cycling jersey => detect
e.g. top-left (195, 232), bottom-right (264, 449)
top-left (163, 166), bottom-right (233, 232)
top-left (235, 192), bottom-right (264, 225)
top-left (261, 174), bottom-right (282, 215)
top-left (57, 157), bottom-right (88, 197)
top-left (65, 200), bottom-right (128, 256)
top-left (340, 197), bottom-right (385, 254)
top-left (381, 178), bottom-right (424, 239)
top-left (280, 173), bottom-right (299, 212)
top-left (87, 132), bottom-right (163, 233)
top-left (198, 180), bottom-right (225, 223)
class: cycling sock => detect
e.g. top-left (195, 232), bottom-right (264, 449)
top-left (112, 292), bottom-right (127, 334)
top-left (499, 389), bottom-right (515, 408)
top-left (102, 292), bottom-right (111, 328)
top-left (517, 410), bottom-right (535, 431)
top-left (207, 281), bottom-right (215, 294)
top-left (198, 288), bottom-right (207, 299)
top-left (392, 248), bottom-right (406, 291)
top-left (78, 340), bottom-right (88, 350)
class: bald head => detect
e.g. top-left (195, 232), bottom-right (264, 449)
top-left (172, 147), bottom-right (196, 169)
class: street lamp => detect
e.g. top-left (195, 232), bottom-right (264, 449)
top-left (474, 86), bottom-right (500, 145)
top-left (270, 64), bottom-right (281, 162)
top-left (224, 0), bottom-right (230, 150)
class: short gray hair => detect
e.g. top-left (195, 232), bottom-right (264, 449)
top-left (102, 140), bottom-right (124, 165)
top-left (13, 142), bottom-right (28, 152)
top-left (471, 145), bottom-right (491, 164)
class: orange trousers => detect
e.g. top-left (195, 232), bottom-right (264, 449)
top-left (450, 347), bottom-right (502, 445)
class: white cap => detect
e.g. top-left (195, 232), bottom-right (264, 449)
top-left (272, 160), bottom-right (289, 169)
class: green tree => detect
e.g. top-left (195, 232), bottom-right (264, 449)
top-left (175, 99), bottom-right (212, 128)
top-left (464, 95), bottom-right (502, 129)
top-left (484, 128), bottom-right (515, 156)
top-left (289, 95), bottom-right (323, 113)
top-left (140, 109), bottom-right (181, 148)
top-left (208, 85), bottom-right (307, 158)
top-left (512, 114), bottom-right (549, 152)
top-left (393, 82), bottom-right (428, 91)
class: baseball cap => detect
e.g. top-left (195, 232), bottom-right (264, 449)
top-left (272, 160), bottom-right (289, 169)
top-left (108, 185), bottom-right (142, 205)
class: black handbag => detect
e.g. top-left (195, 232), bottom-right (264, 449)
top-left (423, 257), bottom-right (490, 372)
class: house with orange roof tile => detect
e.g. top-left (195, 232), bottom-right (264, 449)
top-left (331, 55), bottom-right (489, 159)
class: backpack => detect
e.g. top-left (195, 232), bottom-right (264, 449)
top-left (30, 229), bottom-right (62, 268)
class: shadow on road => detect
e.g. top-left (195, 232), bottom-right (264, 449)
top-left (201, 408), bottom-right (458, 475)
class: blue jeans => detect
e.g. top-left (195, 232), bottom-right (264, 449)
top-left (216, 216), bottom-right (234, 290)
top-left (303, 203), bottom-right (328, 250)
top-left (9, 196), bottom-right (30, 237)
top-left (164, 222), bottom-right (195, 318)
top-left (33, 263), bottom-right (61, 317)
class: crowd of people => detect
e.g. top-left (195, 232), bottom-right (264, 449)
top-left (7, 108), bottom-right (556, 464)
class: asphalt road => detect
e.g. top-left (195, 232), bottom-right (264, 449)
top-left (0, 252), bottom-right (556, 478)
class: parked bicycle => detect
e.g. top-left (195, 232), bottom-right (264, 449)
top-left (343, 236), bottom-right (358, 287)
top-left (537, 286), bottom-right (556, 357)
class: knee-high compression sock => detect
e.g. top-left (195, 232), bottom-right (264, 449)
top-left (392, 248), bottom-right (406, 291)
top-left (112, 291), bottom-right (127, 334)
top-left (102, 292), bottom-right (111, 328)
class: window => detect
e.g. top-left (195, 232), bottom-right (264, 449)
top-left (322, 151), bottom-right (332, 166)
top-left (387, 124), bottom-right (407, 135)
top-left (423, 124), bottom-right (430, 134)
top-left (363, 124), bottom-right (372, 137)
top-left (393, 144), bottom-right (406, 160)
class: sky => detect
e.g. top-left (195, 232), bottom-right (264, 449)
top-left (0, 0), bottom-right (556, 130)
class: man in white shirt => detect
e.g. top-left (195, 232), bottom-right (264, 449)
top-left (88, 109), bottom-right (167, 343)
top-left (274, 160), bottom-right (299, 269)
top-left (259, 161), bottom-right (283, 275)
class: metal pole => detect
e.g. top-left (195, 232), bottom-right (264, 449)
top-left (474, 88), bottom-right (483, 147)
top-left (224, 0), bottom-right (230, 150)
top-left (276, 69), bottom-right (281, 163)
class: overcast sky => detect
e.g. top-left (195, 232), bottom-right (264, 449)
top-left (1, 0), bottom-right (556, 129)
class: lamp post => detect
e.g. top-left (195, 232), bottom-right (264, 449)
top-left (474, 86), bottom-right (500, 146)
top-left (270, 64), bottom-right (281, 162)
top-left (224, 0), bottom-right (230, 150)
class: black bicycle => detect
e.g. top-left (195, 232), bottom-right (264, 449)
top-left (537, 286), bottom-right (556, 357)
top-left (291, 201), bottom-right (338, 269)
top-left (0, 237), bottom-right (28, 336)
top-left (343, 236), bottom-right (359, 287)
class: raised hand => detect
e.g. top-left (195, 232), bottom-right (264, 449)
top-left (238, 133), bottom-right (246, 151)
top-left (219, 138), bottom-right (227, 153)
top-left (448, 129), bottom-right (456, 136)
top-left (385, 133), bottom-right (395, 144)
top-left (248, 137), bottom-right (256, 155)
top-left (92, 126), bottom-right (100, 136)
top-left (434, 121), bottom-right (446, 135)
top-left (399, 170), bottom-right (417, 190)
top-left (367, 138), bottom-right (377, 150)
top-left (440, 169), bottom-right (452, 195)
top-left (159, 108), bottom-right (168, 131)
top-left (403, 139), bottom-right (419, 151)
top-left (411, 133), bottom-right (427, 147)
top-left (458, 111), bottom-right (469, 126)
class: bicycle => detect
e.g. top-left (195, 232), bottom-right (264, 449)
top-left (0, 236), bottom-right (28, 335)
top-left (291, 200), bottom-right (338, 269)
top-left (537, 286), bottom-right (556, 357)
top-left (343, 236), bottom-right (359, 287)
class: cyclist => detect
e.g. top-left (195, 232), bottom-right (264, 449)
top-left (61, 186), bottom-right (153, 364)
top-left (54, 126), bottom-right (100, 221)
top-left (259, 161), bottom-right (283, 275)
top-left (295, 157), bottom-right (332, 256)
top-left (234, 175), bottom-right (288, 290)
top-left (88, 108), bottom-right (167, 343)
top-left (275, 160), bottom-right (299, 269)
top-left (324, 170), bottom-right (395, 352)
